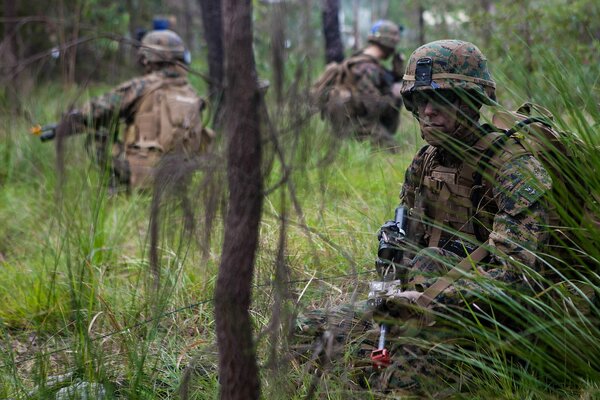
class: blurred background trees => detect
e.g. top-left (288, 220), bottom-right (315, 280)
top-left (2, 0), bottom-right (598, 104)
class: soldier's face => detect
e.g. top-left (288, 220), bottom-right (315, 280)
top-left (414, 90), bottom-right (460, 146)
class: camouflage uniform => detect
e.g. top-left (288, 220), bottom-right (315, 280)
top-left (295, 40), bottom-right (553, 396)
top-left (316, 20), bottom-right (403, 152)
top-left (398, 39), bottom-right (551, 300)
top-left (75, 65), bottom-right (208, 188)
top-left (344, 52), bottom-right (402, 149)
top-left (62, 30), bottom-right (210, 190)
top-left (401, 142), bottom-right (552, 299)
top-left (374, 40), bottom-right (552, 394)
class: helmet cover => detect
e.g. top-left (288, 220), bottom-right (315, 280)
top-left (400, 39), bottom-right (497, 112)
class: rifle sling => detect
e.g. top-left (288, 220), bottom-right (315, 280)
top-left (416, 245), bottom-right (489, 308)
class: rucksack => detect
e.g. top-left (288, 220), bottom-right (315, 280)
top-left (491, 103), bottom-right (587, 217)
top-left (310, 55), bottom-right (374, 121)
top-left (126, 77), bottom-right (214, 188)
top-left (488, 102), bottom-right (596, 262)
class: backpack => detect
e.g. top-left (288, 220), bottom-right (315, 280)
top-left (310, 55), bottom-right (374, 122)
top-left (126, 77), bottom-right (214, 188)
top-left (488, 102), bottom-right (595, 262)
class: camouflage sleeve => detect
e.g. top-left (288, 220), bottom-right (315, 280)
top-left (351, 61), bottom-right (397, 118)
top-left (78, 76), bottom-right (150, 126)
top-left (487, 154), bottom-right (552, 269)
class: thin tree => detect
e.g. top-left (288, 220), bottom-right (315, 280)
top-left (2, 0), bottom-right (20, 112)
top-left (215, 0), bottom-right (262, 399)
top-left (198, 0), bottom-right (224, 121)
top-left (352, 0), bottom-right (360, 50)
top-left (322, 0), bottom-right (344, 63)
top-left (270, 1), bottom-right (285, 106)
top-left (417, 4), bottom-right (425, 45)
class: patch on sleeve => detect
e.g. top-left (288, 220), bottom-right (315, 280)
top-left (516, 179), bottom-right (545, 204)
top-left (495, 155), bottom-right (552, 217)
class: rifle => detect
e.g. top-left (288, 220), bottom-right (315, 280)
top-left (376, 205), bottom-right (408, 279)
top-left (30, 124), bottom-right (57, 142)
top-left (369, 205), bottom-right (409, 369)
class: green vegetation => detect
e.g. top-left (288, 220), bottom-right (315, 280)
top-left (2, 52), bottom-right (600, 397)
top-left (1, 1), bottom-right (600, 399)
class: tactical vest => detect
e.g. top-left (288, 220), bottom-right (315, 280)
top-left (412, 131), bottom-right (530, 255)
top-left (125, 76), bottom-right (212, 188)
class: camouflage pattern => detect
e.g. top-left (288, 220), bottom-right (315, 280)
top-left (139, 29), bottom-right (186, 64)
top-left (401, 142), bottom-right (552, 269)
top-left (367, 20), bottom-right (401, 50)
top-left (339, 52), bottom-right (401, 150)
top-left (74, 64), bottom-right (210, 188)
top-left (401, 40), bottom-right (497, 112)
top-left (294, 131), bottom-right (552, 395)
top-left (293, 300), bottom-right (463, 396)
top-left (297, 41), bottom-right (553, 395)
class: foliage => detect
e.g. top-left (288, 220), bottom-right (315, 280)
top-left (1, 1), bottom-right (600, 399)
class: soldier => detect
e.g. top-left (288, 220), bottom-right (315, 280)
top-left (297, 40), bottom-right (553, 395)
top-left (368, 39), bottom-right (553, 392)
top-left (314, 20), bottom-right (404, 152)
top-left (55, 29), bottom-right (213, 191)
top-left (385, 38), bottom-right (551, 303)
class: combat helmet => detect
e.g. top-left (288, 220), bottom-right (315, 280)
top-left (400, 40), bottom-right (497, 112)
top-left (367, 20), bottom-right (401, 50)
top-left (139, 29), bottom-right (186, 64)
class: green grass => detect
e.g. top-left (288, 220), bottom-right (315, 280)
top-left (0, 48), bottom-right (599, 399)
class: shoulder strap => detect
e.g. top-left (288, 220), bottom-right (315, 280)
top-left (470, 129), bottom-right (530, 189)
top-left (134, 77), bottom-right (167, 112)
top-left (416, 245), bottom-right (489, 308)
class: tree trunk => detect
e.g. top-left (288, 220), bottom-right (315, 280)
top-left (198, 0), bottom-right (224, 113)
top-left (417, 4), bottom-right (425, 45)
top-left (379, 0), bottom-right (390, 19)
top-left (182, 0), bottom-right (195, 54)
top-left (67, 2), bottom-right (82, 84)
top-left (1, 0), bottom-right (20, 112)
top-left (125, 0), bottom-right (139, 67)
top-left (322, 0), bottom-right (344, 63)
top-left (479, 0), bottom-right (494, 48)
top-left (302, 0), bottom-right (315, 90)
top-left (270, 1), bottom-right (285, 106)
top-left (215, 0), bottom-right (262, 399)
top-left (352, 0), bottom-right (360, 51)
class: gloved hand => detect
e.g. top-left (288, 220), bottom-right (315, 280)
top-left (375, 290), bottom-right (422, 320)
top-left (373, 291), bottom-right (429, 337)
top-left (56, 111), bottom-right (85, 137)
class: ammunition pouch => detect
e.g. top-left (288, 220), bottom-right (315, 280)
top-left (126, 144), bottom-right (163, 189)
